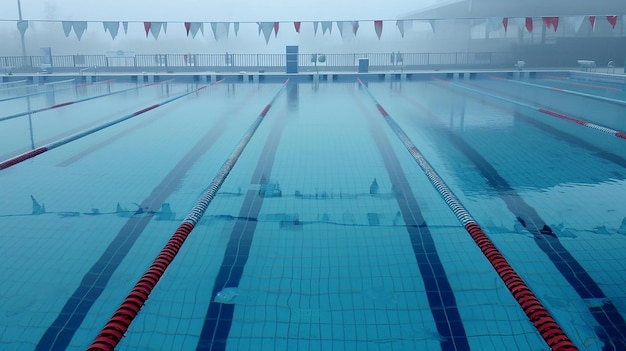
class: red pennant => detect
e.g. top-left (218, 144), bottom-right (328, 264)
top-left (589, 16), bottom-right (596, 30)
top-left (525, 17), bottom-right (533, 33)
top-left (274, 22), bottom-right (279, 37)
top-left (374, 20), bottom-right (383, 39)
top-left (144, 22), bottom-right (151, 37)
top-left (502, 18), bottom-right (508, 32)
top-left (542, 17), bottom-right (559, 32)
top-left (607, 16), bottom-right (618, 29)
top-left (294, 22), bottom-right (301, 33)
top-left (184, 22), bottom-right (191, 36)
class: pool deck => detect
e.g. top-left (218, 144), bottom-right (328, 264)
top-left (2, 67), bottom-right (625, 85)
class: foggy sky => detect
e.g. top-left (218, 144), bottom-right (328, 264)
top-left (0, 0), bottom-right (438, 22)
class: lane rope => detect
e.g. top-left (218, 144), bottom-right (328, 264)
top-left (435, 77), bottom-right (626, 141)
top-left (488, 75), bottom-right (626, 106)
top-left (0, 80), bottom-right (218, 171)
top-left (356, 77), bottom-right (578, 351)
top-left (0, 79), bottom-right (175, 121)
top-left (88, 79), bottom-right (289, 351)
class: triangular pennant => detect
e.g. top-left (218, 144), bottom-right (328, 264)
top-left (150, 22), bottom-right (162, 39)
top-left (234, 22), bottom-right (239, 36)
top-left (294, 22), bottom-right (301, 33)
top-left (163, 22), bottom-right (168, 34)
top-left (487, 17), bottom-right (502, 32)
top-left (257, 22), bottom-right (262, 35)
top-left (313, 21), bottom-right (319, 36)
top-left (274, 22), bottom-right (279, 37)
top-left (429, 19), bottom-right (436, 33)
top-left (336, 21), bottom-right (346, 38)
top-left (122, 21), bottom-right (128, 34)
top-left (189, 22), bottom-right (198, 38)
top-left (502, 18), bottom-right (509, 32)
top-left (352, 21), bottom-right (359, 36)
top-left (563, 16), bottom-right (585, 32)
top-left (607, 16), bottom-right (618, 29)
top-left (211, 22), bottom-right (229, 41)
top-left (396, 20), bottom-right (405, 37)
top-left (184, 22), bottom-right (191, 36)
top-left (589, 16), bottom-right (596, 30)
top-left (62, 21), bottom-right (73, 37)
top-left (260, 22), bottom-right (274, 44)
top-left (374, 20), bottom-right (383, 39)
top-left (525, 17), bottom-right (533, 33)
top-left (103, 22), bottom-right (119, 40)
top-left (542, 17), bottom-right (559, 32)
top-left (210, 22), bottom-right (218, 40)
top-left (509, 18), bottom-right (524, 31)
top-left (144, 22), bottom-right (151, 37)
top-left (72, 21), bottom-right (87, 40)
top-left (321, 21), bottom-right (332, 35)
top-left (17, 21), bottom-right (29, 36)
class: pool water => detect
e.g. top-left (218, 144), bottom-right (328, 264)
top-left (0, 75), bottom-right (625, 350)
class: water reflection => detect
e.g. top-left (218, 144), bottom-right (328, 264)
top-left (287, 82), bottom-right (298, 111)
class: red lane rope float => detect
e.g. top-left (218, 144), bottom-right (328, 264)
top-left (88, 78), bottom-right (289, 351)
top-left (0, 80), bottom-right (218, 171)
top-left (356, 77), bottom-right (578, 351)
top-left (435, 76), bottom-right (626, 142)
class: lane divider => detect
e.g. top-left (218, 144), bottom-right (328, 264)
top-left (0, 78), bottom-right (75, 94)
top-left (488, 75), bottom-right (626, 106)
top-left (0, 80), bottom-right (208, 171)
top-left (0, 79), bottom-right (28, 87)
top-left (0, 79), bottom-right (114, 103)
top-left (542, 76), bottom-right (622, 91)
top-left (435, 77), bottom-right (626, 141)
top-left (88, 79), bottom-right (289, 351)
top-left (356, 77), bottom-right (577, 351)
top-left (0, 79), bottom-right (175, 121)
top-left (74, 78), bottom-right (116, 88)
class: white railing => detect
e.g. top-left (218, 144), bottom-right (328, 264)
top-left (1, 51), bottom-right (515, 73)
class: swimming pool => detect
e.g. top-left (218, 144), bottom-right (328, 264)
top-left (0, 73), bottom-right (625, 350)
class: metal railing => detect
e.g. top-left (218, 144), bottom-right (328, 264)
top-left (1, 51), bottom-right (516, 74)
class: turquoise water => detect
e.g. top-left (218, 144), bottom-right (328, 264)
top-left (0, 76), bottom-right (625, 350)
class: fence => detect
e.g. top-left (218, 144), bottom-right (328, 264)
top-left (1, 51), bottom-right (516, 74)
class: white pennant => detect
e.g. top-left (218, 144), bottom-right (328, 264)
top-left (509, 18), bottom-right (525, 31)
top-left (103, 21), bottom-right (120, 39)
top-left (321, 21), bottom-right (332, 35)
top-left (234, 22), bottom-right (239, 36)
top-left (17, 21), bottom-right (29, 36)
top-left (211, 22), bottom-right (230, 41)
top-left (564, 16), bottom-right (585, 32)
top-left (150, 22), bottom-right (162, 39)
top-left (396, 20), bottom-right (405, 38)
top-left (487, 17), bottom-right (502, 32)
top-left (189, 22), bottom-right (203, 38)
top-left (72, 21), bottom-right (88, 40)
top-left (260, 22), bottom-right (274, 44)
top-left (351, 21), bottom-right (359, 36)
top-left (62, 21), bottom-right (73, 37)
top-left (429, 19), bottom-right (436, 33)
top-left (336, 21), bottom-right (346, 38)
